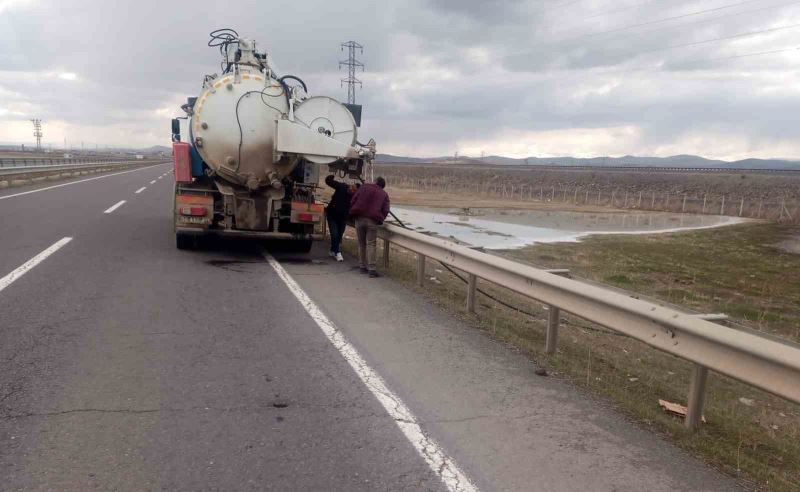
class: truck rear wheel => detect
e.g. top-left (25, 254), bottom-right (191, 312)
top-left (176, 233), bottom-right (194, 250)
top-left (294, 239), bottom-right (313, 253)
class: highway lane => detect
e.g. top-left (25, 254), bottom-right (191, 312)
top-left (0, 165), bottom-right (739, 491)
top-left (0, 163), bottom-right (171, 278)
top-left (0, 169), bottom-right (443, 490)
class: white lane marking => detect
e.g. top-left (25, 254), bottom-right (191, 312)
top-left (264, 253), bottom-right (477, 492)
top-left (134, 187), bottom-right (146, 194)
top-left (0, 237), bottom-right (72, 293)
top-left (0, 163), bottom-right (169, 201)
top-left (103, 200), bottom-right (126, 214)
top-left (150, 180), bottom-right (156, 184)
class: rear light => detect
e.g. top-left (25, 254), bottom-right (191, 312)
top-left (297, 213), bottom-right (318, 222)
top-left (180, 206), bottom-right (208, 216)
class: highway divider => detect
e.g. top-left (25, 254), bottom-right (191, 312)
top-left (0, 160), bottom-right (168, 188)
top-left (377, 222), bottom-right (800, 430)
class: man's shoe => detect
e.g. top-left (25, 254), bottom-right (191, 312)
top-left (329, 251), bottom-right (336, 258)
top-left (360, 267), bottom-right (369, 274)
top-left (368, 270), bottom-right (381, 278)
top-left (335, 252), bottom-right (344, 262)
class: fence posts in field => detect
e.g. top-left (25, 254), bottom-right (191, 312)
top-left (388, 171), bottom-right (797, 224)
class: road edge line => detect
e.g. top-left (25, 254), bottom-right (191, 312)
top-left (0, 237), bottom-right (73, 293)
top-left (264, 252), bottom-right (478, 492)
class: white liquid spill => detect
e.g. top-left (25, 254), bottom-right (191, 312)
top-left (390, 207), bottom-right (746, 250)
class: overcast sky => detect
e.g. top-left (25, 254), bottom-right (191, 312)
top-left (1, 0), bottom-right (799, 159)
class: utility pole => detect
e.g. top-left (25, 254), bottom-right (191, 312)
top-left (30, 119), bottom-right (43, 151)
top-left (339, 41), bottom-right (364, 104)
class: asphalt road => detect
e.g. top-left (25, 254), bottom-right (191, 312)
top-left (0, 165), bottom-right (738, 491)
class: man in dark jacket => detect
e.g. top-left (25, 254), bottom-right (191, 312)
top-left (349, 177), bottom-right (390, 277)
top-left (325, 175), bottom-right (352, 262)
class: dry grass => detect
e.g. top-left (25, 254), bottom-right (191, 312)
top-left (341, 221), bottom-right (800, 491)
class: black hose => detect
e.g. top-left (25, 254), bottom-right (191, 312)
top-left (279, 75), bottom-right (308, 93)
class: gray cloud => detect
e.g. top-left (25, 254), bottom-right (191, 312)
top-left (0, 0), bottom-right (799, 159)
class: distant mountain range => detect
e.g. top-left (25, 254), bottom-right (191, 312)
top-left (375, 153), bottom-right (800, 170)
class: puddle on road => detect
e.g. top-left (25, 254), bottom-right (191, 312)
top-left (390, 206), bottom-right (746, 250)
top-left (204, 259), bottom-right (264, 273)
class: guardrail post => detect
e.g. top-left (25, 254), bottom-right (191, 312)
top-left (546, 305), bottom-right (560, 354)
top-left (685, 364), bottom-right (708, 431)
top-left (466, 273), bottom-right (477, 313)
top-left (416, 254), bottom-right (426, 286)
top-left (382, 238), bottom-right (390, 268)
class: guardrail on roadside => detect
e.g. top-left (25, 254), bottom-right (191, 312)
top-left (377, 223), bottom-right (800, 430)
top-left (0, 161), bottom-right (145, 175)
top-left (0, 160), bottom-right (168, 186)
top-left (0, 156), bottom-right (144, 168)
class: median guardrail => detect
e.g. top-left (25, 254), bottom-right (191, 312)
top-left (378, 223), bottom-right (800, 430)
top-left (0, 156), bottom-right (145, 168)
top-left (0, 160), bottom-right (168, 186)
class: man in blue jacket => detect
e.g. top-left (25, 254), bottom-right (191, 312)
top-left (349, 177), bottom-right (390, 277)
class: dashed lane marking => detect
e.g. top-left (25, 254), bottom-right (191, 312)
top-left (103, 200), bottom-right (126, 214)
top-left (135, 187), bottom-right (146, 194)
top-left (150, 180), bottom-right (156, 184)
top-left (264, 252), bottom-right (478, 492)
top-left (0, 237), bottom-right (72, 293)
top-left (0, 163), bottom-right (169, 201)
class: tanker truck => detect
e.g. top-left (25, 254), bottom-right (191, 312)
top-left (170, 29), bottom-right (374, 251)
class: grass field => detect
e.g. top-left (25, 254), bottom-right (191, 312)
top-left (341, 218), bottom-right (800, 491)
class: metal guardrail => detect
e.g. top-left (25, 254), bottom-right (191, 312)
top-left (377, 223), bottom-right (800, 429)
top-left (0, 156), bottom-right (141, 168)
top-left (0, 160), bottom-right (168, 185)
top-left (0, 161), bottom-right (135, 175)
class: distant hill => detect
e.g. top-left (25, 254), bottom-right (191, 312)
top-left (138, 145), bottom-right (171, 154)
top-left (376, 153), bottom-right (800, 170)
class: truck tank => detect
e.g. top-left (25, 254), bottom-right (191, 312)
top-left (170, 29), bottom-right (374, 250)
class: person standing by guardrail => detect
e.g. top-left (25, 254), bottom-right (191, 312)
top-left (350, 176), bottom-right (390, 278)
top-left (324, 175), bottom-right (352, 262)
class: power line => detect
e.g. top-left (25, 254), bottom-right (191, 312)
top-left (683, 44), bottom-right (800, 64)
top-left (637, 22), bottom-right (800, 54)
top-left (575, 0), bottom-right (766, 39)
top-left (584, 0), bottom-right (665, 20)
top-left (588, 0), bottom-right (800, 45)
top-left (467, 1), bottom-right (799, 68)
top-left (542, 0), bottom-right (584, 12)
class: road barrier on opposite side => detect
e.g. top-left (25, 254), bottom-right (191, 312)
top-left (0, 160), bottom-right (168, 187)
top-left (377, 223), bottom-right (800, 430)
